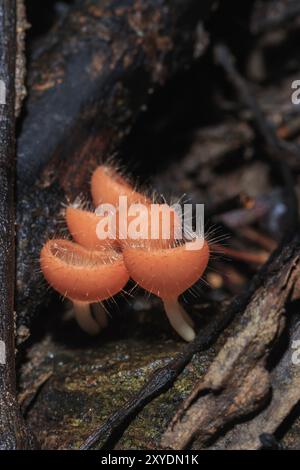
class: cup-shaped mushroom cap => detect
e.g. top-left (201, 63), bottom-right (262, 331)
top-left (123, 238), bottom-right (209, 299)
top-left (118, 203), bottom-right (182, 249)
top-left (67, 204), bottom-right (181, 251)
top-left (66, 207), bottom-right (119, 250)
top-left (40, 239), bottom-right (129, 303)
top-left (91, 165), bottom-right (149, 207)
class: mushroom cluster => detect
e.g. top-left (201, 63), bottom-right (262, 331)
top-left (40, 164), bottom-right (210, 341)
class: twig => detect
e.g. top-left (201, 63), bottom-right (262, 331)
top-left (81, 39), bottom-right (300, 453)
top-left (80, 305), bottom-right (234, 449)
top-left (19, 370), bottom-right (52, 415)
top-left (238, 227), bottom-right (277, 253)
top-left (215, 43), bottom-right (299, 236)
top-left (160, 45), bottom-right (300, 451)
top-left (0, 0), bottom-right (33, 449)
top-left (214, 244), bottom-right (269, 266)
top-left (81, 224), bottom-right (292, 451)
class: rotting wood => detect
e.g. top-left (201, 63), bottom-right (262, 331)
top-left (15, 0), bottom-right (216, 338)
top-left (0, 0), bottom-right (34, 449)
top-left (161, 233), bottom-right (300, 449)
top-left (211, 318), bottom-right (300, 450)
top-left (160, 43), bottom-right (300, 451)
top-left (15, 0), bottom-right (29, 116)
top-left (80, 302), bottom-right (236, 450)
top-left (80, 223), bottom-right (298, 450)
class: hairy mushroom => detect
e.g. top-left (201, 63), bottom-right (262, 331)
top-left (92, 165), bottom-right (181, 247)
top-left (65, 206), bottom-right (119, 250)
top-left (123, 238), bottom-right (210, 341)
top-left (91, 165), bottom-right (150, 207)
top-left (40, 239), bottom-right (129, 335)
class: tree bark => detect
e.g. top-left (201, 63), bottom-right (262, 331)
top-left (0, 0), bottom-right (33, 449)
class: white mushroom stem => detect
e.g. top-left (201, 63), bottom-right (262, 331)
top-left (73, 301), bottom-right (103, 336)
top-left (92, 303), bottom-right (108, 329)
top-left (181, 307), bottom-right (195, 328)
top-left (162, 298), bottom-right (196, 342)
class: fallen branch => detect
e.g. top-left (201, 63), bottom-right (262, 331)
top-left (81, 221), bottom-right (294, 450)
top-left (161, 233), bottom-right (300, 449)
top-left (80, 303), bottom-right (235, 449)
top-left (211, 318), bottom-right (300, 449)
top-left (81, 72), bottom-right (300, 447)
top-left (160, 43), bottom-right (300, 451)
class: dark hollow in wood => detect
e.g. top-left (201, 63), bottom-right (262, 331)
top-left (16, 0), bottom-right (215, 336)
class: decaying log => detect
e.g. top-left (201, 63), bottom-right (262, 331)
top-left (81, 226), bottom-right (295, 449)
top-left (80, 302), bottom-right (237, 450)
top-left (161, 233), bottom-right (300, 449)
top-left (0, 0), bottom-right (33, 449)
top-left (15, 0), bottom-right (28, 116)
top-left (211, 318), bottom-right (300, 450)
top-left (161, 43), bottom-right (300, 451)
top-left (16, 0), bottom-right (215, 339)
top-left (80, 41), bottom-right (300, 447)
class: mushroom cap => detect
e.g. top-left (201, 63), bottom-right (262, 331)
top-left (40, 239), bottom-right (129, 302)
top-left (66, 203), bottom-right (180, 251)
top-left (118, 203), bottom-right (182, 249)
top-left (91, 165), bottom-right (149, 207)
top-left (123, 238), bottom-right (209, 299)
top-left (66, 206), bottom-right (119, 250)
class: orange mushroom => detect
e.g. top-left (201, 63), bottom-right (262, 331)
top-left (40, 239), bottom-right (129, 335)
top-left (66, 206), bottom-right (119, 250)
top-left (123, 238), bottom-right (210, 341)
top-left (92, 165), bottom-right (182, 246)
top-left (66, 203), bottom-right (181, 250)
top-left (91, 165), bottom-right (150, 207)
top-left (119, 202), bottom-right (182, 249)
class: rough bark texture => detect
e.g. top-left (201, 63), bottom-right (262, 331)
top-left (11, 0), bottom-right (300, 449)
top-left (161, 234), bottom-right (300, 449)
top-left (20, 315), bottom-right (217, 450)
top-left (0, 0), bottom-right (33, 449)
top-left (16, 0), bottom-right (215, 339)
top-left (211, 318), bottom-right (300, 449)
top-left (15, 0), bottom-right (28, 116)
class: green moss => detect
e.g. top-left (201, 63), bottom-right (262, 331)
top-left (20, 307), bottom-right (218, 449)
